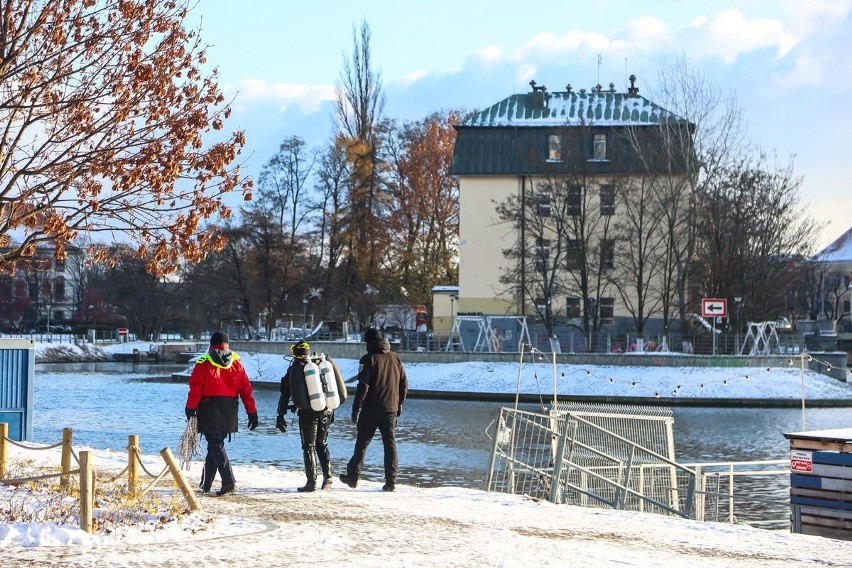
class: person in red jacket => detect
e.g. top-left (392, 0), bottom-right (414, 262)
top-left (185, 331), bottom-right (258, 496)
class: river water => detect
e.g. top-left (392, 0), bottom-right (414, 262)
top-left (29, 362), bottom-right (852, 522)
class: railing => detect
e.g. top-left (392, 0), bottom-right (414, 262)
top-left (0, 423), bottom-right (200, 533)
top-left (687, 460), bottom-right (790, 529)
top-left (486, 406), bottom-right (792, 528)
top-left (486, 406), bottom-right (697, 519)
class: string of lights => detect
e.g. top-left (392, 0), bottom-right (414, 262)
top-left (523, 346), bottom-right (851, 399)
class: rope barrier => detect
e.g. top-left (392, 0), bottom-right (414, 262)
top-left (131, 445), bottom-right (168, 479)
top-left (2, 438), bottom-right (63, 450)
top-left (1, 469), bottom-right (82, 484)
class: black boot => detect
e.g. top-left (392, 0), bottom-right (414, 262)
top-left (298, 450), bottom-right (317, 492)
top-left (318, 450), bottom-right (332, 490)
top-left (199, 454), bottom-right (216, 493)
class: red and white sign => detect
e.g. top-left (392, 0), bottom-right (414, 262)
top-left (701, 298), bottom-right (727, 318)
top-left (117, 327), bottom-right (129, 336)
top-left (790, 449), bottom-right (813, 473)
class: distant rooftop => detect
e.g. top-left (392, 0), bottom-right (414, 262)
top-left (814, 226), bottom-right (852, 263)
top-left (461, 76), bottom-right (688, 128)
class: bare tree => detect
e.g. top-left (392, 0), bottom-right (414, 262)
top-left (692, 152), bottom-right (822, 323)
top-left (334, 19), bottom-right (388, 326)
top-left (638, 58), bottom-right (751, 330)
top-left (0, 0), bottom-right (250, 276)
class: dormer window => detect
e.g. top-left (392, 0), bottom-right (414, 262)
top-left (548, 134), bottom-right (562, 161)
top-left (592, 133), bottom-right (607, 161)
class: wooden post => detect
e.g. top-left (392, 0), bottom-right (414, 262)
top-left (79, 450), bottom-right (93, 533)
top-left (127, 435), bottom-right (139, 495)
top-left (60, 427), bottom-right (73, 488)
top-left (0, 423), bottom-right (7, 480)
top-left (160, 447), bottom-right (201, 512)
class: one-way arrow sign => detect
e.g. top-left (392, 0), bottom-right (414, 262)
top-left (701, 298), bottom-right (728, 318)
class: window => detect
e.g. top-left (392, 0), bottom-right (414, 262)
top-left (566, 297), bottom-right (581, 318)
top-left (600, 238), bottom-right (615, 269)
top-left (567, 184), bottom-right (582, 216)
top-left (600, 184), bottom-right (615, 215)
top-left (599, 297), bottom-right (615, 325)
top-left (536, 186), bottom-right (551, 217)
top-left (535, 238), bottom-right (550, 272)
top-left (548, 134), bottom-right (562, 161)
top-left (55, 276), bottom-right (65, 300)
top-left (566, 239), bottom-right (582, 270)
top-left (535, 297), bottom-right (550, 314)
top-left (592, 133), bottom-right (607, 160)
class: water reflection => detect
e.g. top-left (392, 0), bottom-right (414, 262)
top-left (31, 363), bottom-right (852, 495)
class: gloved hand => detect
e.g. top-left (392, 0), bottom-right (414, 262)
top-left (351, 409), bottom-right (358, 425)
top-left (247, 412), bottom-right (258, 431)
top-left (397, 405), bottom-right (402, 417)
top-left (185, 407), bottom-right (196, 420)
top-left (275, 414), bottom-right (287, 433)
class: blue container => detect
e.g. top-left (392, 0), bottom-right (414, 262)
top-left (785, 428), bottom-right (852, 541)
top-left (0, 338), bottom-right (35, 441)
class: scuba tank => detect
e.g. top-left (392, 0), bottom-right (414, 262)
top-left (316, 354), bottom-right (340, 410)
top-left (303, 356), bottom-right (326, 411)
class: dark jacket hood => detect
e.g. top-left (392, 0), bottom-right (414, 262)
top-left (367, 339), bottom-right (391, 354)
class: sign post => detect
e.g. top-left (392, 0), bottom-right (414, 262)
top-left (701, 298), bottom-right (728, 355)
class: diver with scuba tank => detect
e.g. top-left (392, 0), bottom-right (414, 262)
top-left (276, 341), bottom-right (347, 492)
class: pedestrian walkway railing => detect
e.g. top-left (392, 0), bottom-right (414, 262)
top-left (485, 406), bottom-right (790, 527)
top-left (686, 459), bottom-right (789, 529)
top-left (0, 423), bottom-right (200, 533)
top-left (485, 406), bottom-right (697, 518)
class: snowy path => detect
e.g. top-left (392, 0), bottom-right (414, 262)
top-left (5, 475), bottom-right (851, 567)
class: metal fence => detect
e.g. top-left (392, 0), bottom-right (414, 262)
top-left (486, 403), bottom-right (791, 527)
top-left (486, 403), bottom-right (697, 518)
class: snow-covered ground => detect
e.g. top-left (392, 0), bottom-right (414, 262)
top-left (61, 340), bottom-right (852, 400)
top-left (5, 340), bottom-right (850, 564)
top-left (3, 443), bottom-right (852, 567)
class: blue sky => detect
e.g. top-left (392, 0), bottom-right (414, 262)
top-left (193, 0), bottom-right (852, 250)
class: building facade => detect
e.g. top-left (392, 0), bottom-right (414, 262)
top-left (0, 245), bottom-right (83, 332)
top-left (451, 78), bottom-right (694, 340)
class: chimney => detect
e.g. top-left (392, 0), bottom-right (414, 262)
top-left (627, 74), bottom-right (639, 97)
top-left (528, 80), bottom-right (548, 110)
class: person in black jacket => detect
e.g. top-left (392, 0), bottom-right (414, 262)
top-left (276, 341), bottom-right (343, 492)
top-left (339, 327), bottom-right (408, 491)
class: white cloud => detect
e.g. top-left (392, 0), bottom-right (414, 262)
top-left (399, 69), bottom-right (428, 86)
top-left (622, 15), bottom-right (670, 48)
top-left (472, 45), bottom-right (504, 63)
top-left (515, 63), bottom-right (538, 84)
top-left (687, 9), bottom-right (797, 62)
top-left (224, 80), bottom-right (336, 114)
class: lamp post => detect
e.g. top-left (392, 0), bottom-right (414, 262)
top-left (302, 298), bottom-right (309, 338)
top-left (448, 294), bottom-right (457, 351)
top-left (734, 297), bottom-right (742, 351)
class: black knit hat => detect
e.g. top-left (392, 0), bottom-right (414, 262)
top-left (210, 331), bottom-right (229, 346)
top-left (365, 327), bottom-right (383, 343)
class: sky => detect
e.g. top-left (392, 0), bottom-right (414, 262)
top-left (187, 0), bottom-right (852, 252)
top-left (4, 340), bottom-right (852, 564)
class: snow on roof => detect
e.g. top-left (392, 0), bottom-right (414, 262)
top-left (814, 226), bottom-right (852, 262)
top-left (461, 89), bottom-right (687, 128)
